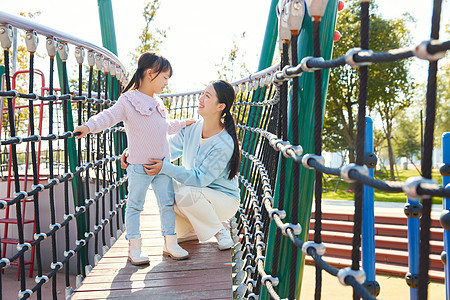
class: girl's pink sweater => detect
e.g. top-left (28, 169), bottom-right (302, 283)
top-left (85, 89), bottom-right (186, 164)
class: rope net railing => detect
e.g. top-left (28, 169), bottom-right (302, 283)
top-left (162, 1), bottom-right (449, 299)
top-left (0, 0), bottom-right (449, 299)
top-left (0, 12), bottom-right (128, 300)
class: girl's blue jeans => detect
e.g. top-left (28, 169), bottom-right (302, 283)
top-left (125, 164), bottom-right (175, 239)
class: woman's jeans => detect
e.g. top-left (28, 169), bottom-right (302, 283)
top-left (125, 164), bottom-right (175, 239)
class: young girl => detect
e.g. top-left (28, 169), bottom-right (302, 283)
top-left (74, 52), bottom-right (194, 265)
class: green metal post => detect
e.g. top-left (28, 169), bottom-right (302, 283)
top-left (97, 0), bottom-right (126, 200)
top-left (97, 0), bottom-right (118, 55)
top-left (97, 0), bottom-right (118, 100)
top-left (261, 1), bottom-right (338, 299)
top-left (241, 0), bottom-right (279, 182)
top-left (257, 0), bottom-right (279, 71)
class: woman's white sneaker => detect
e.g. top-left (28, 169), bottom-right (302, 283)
top-left (215, 227), bottom-right (234, 250)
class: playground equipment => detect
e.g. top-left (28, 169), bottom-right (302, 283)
top-left (0, 0), bottom-right (449, 299)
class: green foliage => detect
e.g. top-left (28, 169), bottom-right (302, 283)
top-left (434, 49), bottom-right (449, 145)
top-left (215, 32), bottom-right (250, 82)
top-left (1, 11), bottom-right (43, 136)
top-left (131, 0), bottom-right (168, 66)
top-left (408, 32), bottom-right (449, 146)
top-left (323, 0), bottom-right (415, 170)
top-left (392, 111), bottom-right (420, 160)
top-left (68, 67), bottom-right (107, 96)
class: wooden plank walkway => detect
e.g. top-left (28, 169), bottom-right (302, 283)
top-left (72, 190), bottom-right (233, 300)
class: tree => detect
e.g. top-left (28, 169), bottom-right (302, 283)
top-left (412, 23), bottom-right (449, 147)
top-left (393, 111), bottom-right (420, 168)
top-left (131, 0), bottom-right (168, 66)
top-left (434, 25), bottom-right (449, 146)
top-left (1, 11), bottom-right (42, 136)
top-left (435, 57), bottom-right (450, 144)
top-left (323, 0), bottom-right (415, 180)
top-left (215, 32), bottom-right (250, 82)
top-left (69, 1), bottom-right (169, 97)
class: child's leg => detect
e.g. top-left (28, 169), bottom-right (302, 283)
top-left (125, 164), bottom-right (152, 240)
top-left (151, 174), bottom-right (176, 236)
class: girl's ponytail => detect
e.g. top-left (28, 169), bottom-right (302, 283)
top-left (122, 70), bottom-right (138, 93)
top-left (121, 52), bottom-right (173, 95)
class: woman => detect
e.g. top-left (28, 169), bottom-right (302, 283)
top-left (121, 80), bottom-right (240, 250)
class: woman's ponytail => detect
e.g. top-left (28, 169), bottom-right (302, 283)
top-left (212, 80), bottom-right (241, 180)
top-left (223, 111), bottom-right (241, 180)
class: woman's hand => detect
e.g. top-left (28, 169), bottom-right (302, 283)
top-left (73, 125), bottom-right (90, 139)
top-left (185, 118), bottom-right (196, 126)
top-left (120, 150), bottom-right (129, 169)
top-left (144, 159), bottom-right (163, 176)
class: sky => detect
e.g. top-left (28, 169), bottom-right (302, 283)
top-left (2, 0), bottom-right (449, 92)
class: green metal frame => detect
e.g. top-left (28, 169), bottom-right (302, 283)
top-left (261, 1), bottom-right (338, 299)
top-left (97, 0), bottom-right (127, 200)
top-left (240, 0), bottom-right (279, 189)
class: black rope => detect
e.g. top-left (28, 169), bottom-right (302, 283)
top-left (85, 65), bottom-right (94, 272)
top-left (48, 55), bottom-right (58, 300)
top-left (242, 88), bottom-right (264, 215)
top-left (28, 52), bottom-right (43, 300)
top-left (419, 0), bottom-right (442, 298)
top-left (239, 150), bottom-right (376, 300)
top-left (0, 43), bottom-right (129, 300)
top-left (312, 18), bottom-right (324, 300)
top-left (289, 31), bottom-right (300, 300)
top-left (236, 123), bottom-right (450, 198)
top-left (4, 49), bottom-right (27, 292)
top-left (17, 177), bottom-right (127, 300)
top-left (352, 2), bottom-right (370, 299)
top-left (94, 70), bottom-right (102, 259)
top-left (271, 41), bottom-right (289, 281)
top-left (271, 39), bottom-right (449, 83)
top-left (109, 129), bottom-right (115, 243)
top-left (102, 109), bottom-right (108, 251)
top-left (76, 62), bottom-right (83, 280)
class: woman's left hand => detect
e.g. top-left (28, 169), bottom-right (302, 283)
top-left (144, 159), bottom-right (163, 176)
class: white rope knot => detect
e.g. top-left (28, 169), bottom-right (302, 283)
top-left (345, 48), bottom-right (373, 67)
top-left (414, 40), bottom-right (446, 61)
top-left (337, 267), bottom-right (366, 286)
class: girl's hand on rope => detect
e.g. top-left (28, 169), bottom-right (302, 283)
top-left (73, 125), bottom-right (90, 139)
top-left (144, 159), bottom-right (163, 176)
top-left (185, 118), bottom-right (196, 126)
top-left (120, 150), bottom-right (129, 169)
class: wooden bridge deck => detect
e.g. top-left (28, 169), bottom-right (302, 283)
top-left (72, 190), bottom-right (232, 300)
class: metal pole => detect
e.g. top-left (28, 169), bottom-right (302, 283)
top-left (406, 201), bottom-right (420, 300)
top-left (97, 0), bottom-right (118, 55)
top-left (362, 117), bottom-right (378, 294)
top-left (257, 0), bottom-right (279, 71)
top-left (11, 28), bottom-right (17, 75)
top-left (241, 0), bottom-right (278, 165)
top-left (442, 132), bottom-right (450, 299)
top-left (421, 110), bottom-right (423, 159)
top-left (262, 1), bottom-right (339, 299)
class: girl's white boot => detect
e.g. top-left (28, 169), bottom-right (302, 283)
top-left (163, 234), bottom-right (189, 260)
top-left (128, 238), bottom-right (150, 265)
